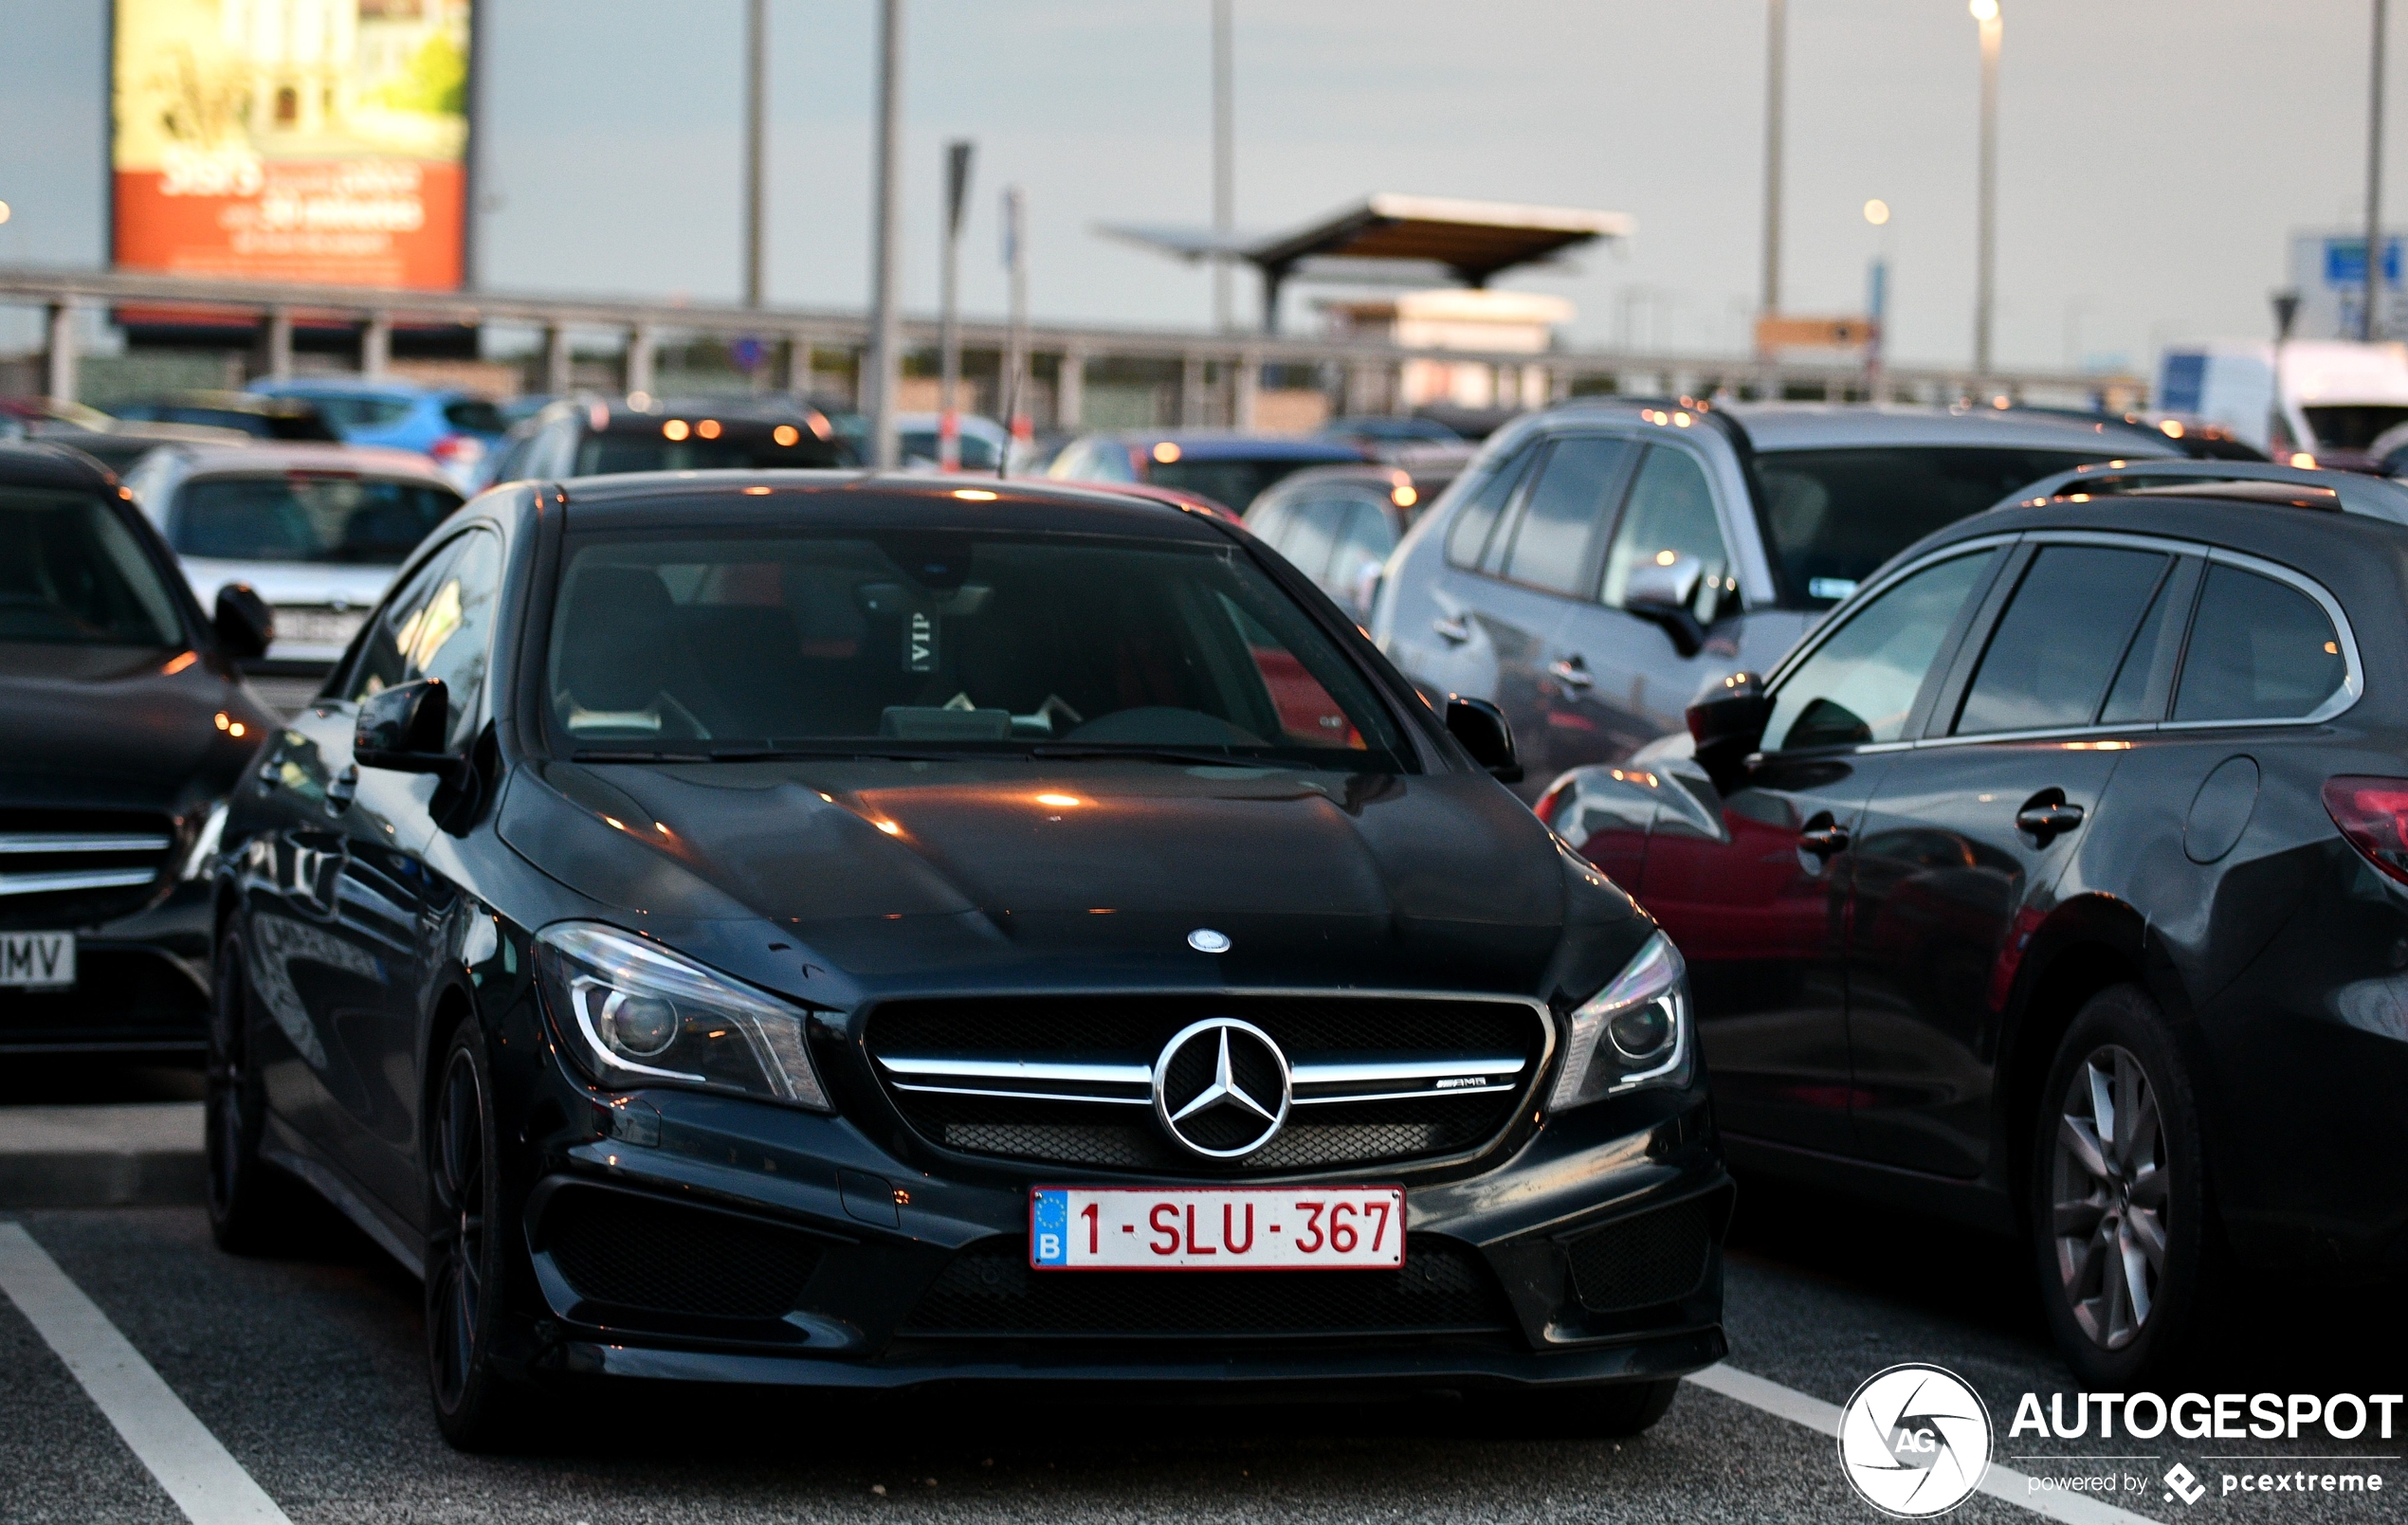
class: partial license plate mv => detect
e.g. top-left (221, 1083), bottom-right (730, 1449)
top-left (1031, 1185), bottom-right (1404, 1270)
top-left (0, 933), bottom-right (74, 989)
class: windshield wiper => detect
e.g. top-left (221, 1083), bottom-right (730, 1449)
top-left (1027, 745), bottom-right (1271, 769)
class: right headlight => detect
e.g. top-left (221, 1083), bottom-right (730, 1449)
top-left (1546, 931), bottom-right (1694, 1111)
top-left (535, 921), bottom-right (830, 1111)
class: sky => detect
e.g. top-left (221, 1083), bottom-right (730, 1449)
top-left (0, 1), bottom-right (2395, 373)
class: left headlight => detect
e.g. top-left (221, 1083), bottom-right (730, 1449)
top-left (535, 921), bottom-right (831, 1111)
top-left (1546, 931), bottom-right (1694, 1111)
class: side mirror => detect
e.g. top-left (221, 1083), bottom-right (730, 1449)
top-left (355, 678), bottom-right (465, 780)
top-left (212, 584), bottom-right (274, 662)
top-left (1446, 695), bottom-right (1523, 784)
top-left (1685, 670), bottom-right (1772, 790)
top-left (1623, 555), bottom-right (1707, 658)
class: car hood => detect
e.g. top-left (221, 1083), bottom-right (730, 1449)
top-left (498, 757), bottom-right (1648, 1005)
top-left (0, 643), bottom-right (272, 808)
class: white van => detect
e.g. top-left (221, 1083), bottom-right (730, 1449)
top-left (2157, 339), bottom-right (2408, 457)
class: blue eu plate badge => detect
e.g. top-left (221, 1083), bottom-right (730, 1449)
top-left (1031, 1189), bottom-right (1069, 1266)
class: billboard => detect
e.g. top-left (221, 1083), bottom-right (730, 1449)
top-left (111, 0), bottom-right (472, 291)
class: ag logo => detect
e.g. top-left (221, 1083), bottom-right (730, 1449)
top-left (1837, 1363), bottom-right (1993, 1516)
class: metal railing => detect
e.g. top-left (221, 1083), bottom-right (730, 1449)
top-left (0, 263), bottom-right (2146, 427)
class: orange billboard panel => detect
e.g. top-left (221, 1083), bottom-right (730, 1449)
top-left (112, 0), bottom-right (472, 291)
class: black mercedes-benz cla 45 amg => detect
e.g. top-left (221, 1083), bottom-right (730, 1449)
top-left (207, 470), bottom-right (1730, 1446)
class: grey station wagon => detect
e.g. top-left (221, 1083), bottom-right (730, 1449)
top-left (1371, 402), bottom-right (2181, 800)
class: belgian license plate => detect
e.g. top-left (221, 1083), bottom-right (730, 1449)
top-left (0, 933), bottom-right (75, 989)
top-left (274, 607), bottom-right (369, 647)
top-left (1030, 1186), bottom-right (1405, 1270)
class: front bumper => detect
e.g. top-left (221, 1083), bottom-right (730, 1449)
top-left (0, 877), bottom-right (211, 1054)
top-left (499, 1039), bottom-right (1732, 1394)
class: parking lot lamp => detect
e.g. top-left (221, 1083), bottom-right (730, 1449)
top-left (1970, 0), bottom-right (1999, 378)
top-left (867, 0), bottom-right (904, 469)
top-left (939, 140), bottom-right (974, 470)
top-left (2368, 0), bottom-right (2389, 341)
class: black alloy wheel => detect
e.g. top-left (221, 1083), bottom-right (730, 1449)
top-left (2029, 985), bottom-right (2226, 1389)
top-left (426, 1022), bottom-right (520, 1449)
top-left (205, 931), bottom-right (296, 1253)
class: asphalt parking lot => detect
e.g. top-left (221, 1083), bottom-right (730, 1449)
top-left (2, 1068), bottom-right (2399, 1525)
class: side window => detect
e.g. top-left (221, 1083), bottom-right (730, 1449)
top-left (2099, 566), bottom-right (2187, 724)
top-left (527, 420), bottom-right (579, 480)
top-left (1601, 446), bottom-right (1732, 617)
top-left (2173, 564), bottom-right (2349, 722)
top-left (342, 539), bottom-right (464, 704)
top-left (410, 530), bottom-right (506, 750)
top-left (1954, 546), bottom-right (2169, 735)
top-left (1443, 443), bottom-right (1537, 569)
top-left (1763, 550), bottom-right (1998, 752)
top-left (1243, 497), bottom-right (1291, 548)
top-left (1499, 435), bottom-right (1632, 596)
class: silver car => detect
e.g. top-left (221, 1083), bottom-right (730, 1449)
top-left (120, 442), bottom-right (464, 671)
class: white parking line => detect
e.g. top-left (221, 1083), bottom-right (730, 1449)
top-left (1686, 1363), bottom-right (2162, 1525)
top-left (0, 1223), bottom-right (291, 1525)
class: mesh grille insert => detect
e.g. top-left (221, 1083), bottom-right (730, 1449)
top-left (902, 1235), bottom-right (1513, 1337)
top-left (1565, 1195), bottom-right (1717, 1313)
top-left (541, 1189), bottom-right (823, 1321)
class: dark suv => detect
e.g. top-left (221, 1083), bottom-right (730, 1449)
top-left (1373, 402), bottom-right (2180, 799)
top-left (1536, 460), bottom-right (2408, 1387)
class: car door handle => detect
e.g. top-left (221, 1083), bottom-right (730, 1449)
top-left (1432, 615), bottom-right (1471, 644)
top-left (325, 764), bottom-right (358, 814)
top-left (1546, 657), bottom-right (1595, 690)
top-left (1797, 825), bottom-right (1852, 856)
top-left (2016, 802), bottom-right (2085, 836)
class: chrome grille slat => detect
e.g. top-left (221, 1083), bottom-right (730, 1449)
top-left (0, 868), bottom-right (160, 898)
top-left (0, 834), bottom-right (174, 855)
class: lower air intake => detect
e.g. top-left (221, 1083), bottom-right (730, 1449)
top-left (541, 1188), bottom-right (823, 1321)
top-left (901, 1235), bottom-right (1512, 1337)
top-left (1564, 1193), bottom-right (1719, 1313)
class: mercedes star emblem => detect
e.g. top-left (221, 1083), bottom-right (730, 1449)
top-left (1152, 1018), bottom-right (1291, 1159)
top-left (1187, 928), bottom-right (1231, 953)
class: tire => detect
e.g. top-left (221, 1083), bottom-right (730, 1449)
top-left (1497, 1378), bottom-right (1681, 1439)
top-left (425, 1021), bottom-right (525, 1451)
top-left (205, 930), bottom-right (301, 1254)
top-left (2027, 984), bottom-right (2227, 1390)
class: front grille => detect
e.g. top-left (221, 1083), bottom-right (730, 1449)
top-left (866, 993), bottom-right (1548, 1174)
top-left (901, 1235), bottom-right (1513, 1337)
top-left (540, 1189), bottom-right (824, 1321)
top-left (0, 808), bottom-right (176, 931)
top-left (1565, 1194), bottom-right (1720, 1313)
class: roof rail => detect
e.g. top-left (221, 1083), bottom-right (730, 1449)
top-left (1994, 458), bottom-right (2408, 527)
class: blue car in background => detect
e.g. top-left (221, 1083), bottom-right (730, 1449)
top-left (246, 376), bottom-right (506, 489)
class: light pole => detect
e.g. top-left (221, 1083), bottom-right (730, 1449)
top-left (867, 0), bottom-right (903, 469)
top-left (743, 0), bottom-right (767, 308)
top-left (1760, 0), bottom-right (1785, 329)
top-left (1002, 185), bottom-right (1031, 450)
top-left (2368, 0), bottom-right (2388, 342)
top-left (1970, 0), bottom-right (2000, 377)
top-left (1212, 0), bottom-right (1234, 333)
top-left (1864, 199), bottom-right (1890, 399)
top-left (938, 140), bottom-right (973, 470)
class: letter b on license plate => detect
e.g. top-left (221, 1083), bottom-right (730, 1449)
top-left (1030, 1186), bottom-right (1405, 1270)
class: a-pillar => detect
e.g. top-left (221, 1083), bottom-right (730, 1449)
top-left (1231, 350), bottom-right (1259, 431)
top-left (1055, 345), bottom-right (1086, 431)
top-left (625, 322), bottom-right (658, 399)
top-left (361, 312), bottom-right (392, 378)
top-left (43, 301), bottom-right (76, 403)
top-left (542, 323), bottom-right (573, 395)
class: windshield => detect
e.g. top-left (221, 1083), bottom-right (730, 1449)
top-left (1755, 446), bottom-right (2116, 607)
top-left (1148, 457), bottom-right (1334, 513)
top-left (169, 473), bottom-right (462, 564)
top-left (545, 529), bottom-right (1409, 770)
top-left (2301, 404), bottom-right (2408, 451)
top-left (302, 394), bottom-right (416, 430)
top-left (0, 486), bottom-right (185, 646)
top-left (899, 430), bottom-right (1001, 468)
